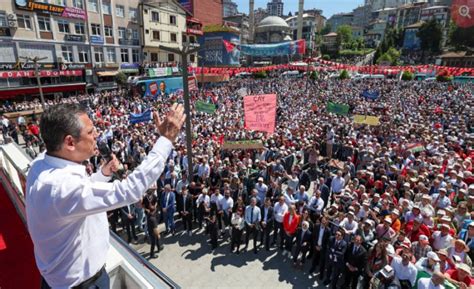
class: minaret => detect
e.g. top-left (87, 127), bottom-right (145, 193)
top-left (297, 0), bottom-right (304, 40)
top-left (249, 0), bottom-right (255, 43)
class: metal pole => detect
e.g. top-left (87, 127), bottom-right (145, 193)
top-left (181, 50), bottom-right (193, 179)
top-left (34, 58), bottom-right (46, 110)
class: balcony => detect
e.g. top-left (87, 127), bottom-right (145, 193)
top-left (119, 39), bottom-right (140, 46)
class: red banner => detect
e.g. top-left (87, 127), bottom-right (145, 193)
top-left (0, 69), bottom-right (83, 78)
top-left (244, 94), bottom-right (277, 134)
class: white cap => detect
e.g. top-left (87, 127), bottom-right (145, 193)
top-left (427, 251), bottom-right (440, 262)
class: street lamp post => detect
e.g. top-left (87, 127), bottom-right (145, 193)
top-left (20, 56), bottom-right (48, 109)
top-left (158, 44), bottom-right (200, 180)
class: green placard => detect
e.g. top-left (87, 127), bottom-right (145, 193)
top-left (195, 101), bottom-right (216, 114)
top-left (326, 102), bottom-right (349, 116)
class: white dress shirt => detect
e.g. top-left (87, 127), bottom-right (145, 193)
top-left (431, 231), bottom-right (453, 250)
top-left (391, 256), bottom-right (418, 286)
top-left (417, 278), bottom-right (445, 289)
top-left (26, 137), bottom-right (172, 289)
top-left (308, 196), bottom-right (324, 213)
top-left (273, 202), bottom-right (288, 223)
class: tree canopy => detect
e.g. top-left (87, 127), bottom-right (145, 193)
top-left (417, 19), bottom-right (442, 53)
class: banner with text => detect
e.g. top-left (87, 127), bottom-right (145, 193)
top-left (222, 140), bottom-right (264, 150)
top-left (240, 39), bottom-right (305, 57)
top-left (244, 94), bottom-right (277, 134)
top-left (353, 115), bottom-right (380, 126)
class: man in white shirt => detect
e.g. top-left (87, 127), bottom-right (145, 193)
top-left (244, 198), bottom-right (261, 254)
top-left (330, 170), bottom-right (345, 195)
top-left (417, 272), bottom-right (446, 289)
top-left (431, 224), bottom-right (453, 250)
top-left (391, 252), bottom-right (418, 288)
top-left (254, 177), bottom-right (268, 204)
top-left (27, 103), bottom-right (185, 289)
top-left (273, 196), bottom-right (288, 249)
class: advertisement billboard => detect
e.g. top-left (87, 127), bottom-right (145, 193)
top-left (198, 32), bottom-right (240, 66)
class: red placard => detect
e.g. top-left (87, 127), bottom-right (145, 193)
top-left (244, 94), bottom-right (277, 134)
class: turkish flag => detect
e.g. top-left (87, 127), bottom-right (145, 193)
top-left (452, 0), bottom-right (474, 28)
top-left (222, 40), bottom-right (236, 53)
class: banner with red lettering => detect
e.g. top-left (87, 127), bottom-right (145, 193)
top-left (243, 94), bottom-right (277, 134)
top-left (0, 70), bottom-right (83, 78)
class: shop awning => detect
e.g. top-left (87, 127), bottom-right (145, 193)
top-left (97, 71), bottom-right (119, 77)
top-left (0, 83), bottom-right (86, 99)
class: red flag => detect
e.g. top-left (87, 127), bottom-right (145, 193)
top-left (434, 106), bottom-right (443, 114)
top-left (222, 40), bottom-right (236, 53)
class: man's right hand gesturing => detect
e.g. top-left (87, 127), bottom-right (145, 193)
top-left (154, 103), bottom-right (186, 142)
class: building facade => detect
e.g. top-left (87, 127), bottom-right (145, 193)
top-left (222, 0), bottom-right (238, 17)
top-left (327, 13), bottom-right (353, 32)
top-left (178, 0), bottom-right (222, 27)
top-left (266, 0), bottom-right (283, 17)
top-left (142, 0), bottom-right (198, 68)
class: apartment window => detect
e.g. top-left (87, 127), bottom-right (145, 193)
top-left (37, 16), bottom-right (51, 32)
top-left (129, 8), bottom-right (138, 22)
top-left (91, 23), bottom-right (101, 35)
top-left (52, 0), bottom-right (67, 5)
top-left (131, 29), bottom-right (139, 40)
top-left (118, 27), bottom-right (126, 39)
top-left (57, 20), bottom-right (70, 33)
top-left (182, 35), bottom-right (187, 43)
top-left (132, 49), bottom-right (139, 63)
top-left (61, 46), bottom-right (74, 62)
top-left (106, 47), bottom-right (116, 63)
top-left (120, 48), bottom-right (129, 63)
top-left (17, 15), bottom-right (32, 30)
top-left (169, 15), bottom-right (177, 25)
top-left (88, 0), bottom-right (98, 12)
top-left (170, 33), bottom-right (177, 43)
top-left (0, 12), bottom-right (7, 28)
top-left (104, 26), bottom-right (113, 37)
top-left (73, 0), bottom-right (84, 9)
top-left (78, 47), bottom-right (89, 63)
top-left (102, 1), bottom-right (111, 15)
top-left (75, 22), bottom-right (85, 34)
top-left (152, 30), bottom-right (160, 40)
top-left (115, 5), bottom-right (124, 17)
top-left (151, 11), bottom-right (159, 22)
top-left (94, 47), bottom-right (103, 63)
top-left (168, 53), bottom-right (175, 62)
top-left (151, 53), bottom-right (158, 62)
top-left (190, 54), bottom-right (195, 62)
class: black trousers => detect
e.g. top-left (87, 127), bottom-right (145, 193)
top-left (293, 244), bottom-right (310, 263)
top-left (343, 268), bottom-right (362, 289)
top-left (260, 223), bottom-right (273, 250)
top-left (273, 221), bottom-right (285, 248)
top-left (326, 264), bottom-right (344, 289)
top-left (123, 217), bottom-right (137, 243)
top-left (245, 224), bottom-right (259, 250)
top-left (147, 217), bottom-right (161, 255)
top-left (310, 247), bottom-right (327, 275)
top-left (181, 212), bottom-right (192, 231)
top-left (231, 227), bottom-right (243, 251)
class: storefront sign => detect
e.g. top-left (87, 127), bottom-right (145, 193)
top-left (0, 62), bottom-right (56, 71)
top-left (0, 69), bottom-right (83, 78)
top-left (65, 34), bottom-right (85, 42)
top-left (90, 35), bottom-right (104, 44)
top-left (60, 63), bottom-right (86, 70)
top-left (15, 0), bottom-right (87, 20)
top-left (62, 7), bottom-right (87, 20)
top-left (186, 28), bottom-right (203, 35)
top-left (120, 63), bottom-right (140, 69)
top-left (0, 28), bottom-right (11, 37)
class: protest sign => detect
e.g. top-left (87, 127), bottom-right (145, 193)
top-left (326, 102), bottom-right (349, 116)
top-left (244, 94), bottom-right (277, 134)
top-left (130, 109), bottom-right (152, 124)
top-left (195, 101), bottom-right (216, 114)
top-left (353, 115), bottom-right (380, 126)
top-left (362, 89), bottom-right (380, 100)
top-left (222, 140), bottom-right (264, 150)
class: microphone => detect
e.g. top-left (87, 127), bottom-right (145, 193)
top-left (98, 141), bottom-right (113, 163)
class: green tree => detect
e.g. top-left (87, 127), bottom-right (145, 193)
top-left (386, 47), bottom-right (401, 65)
top-left (401, 70), bottom-right (414, 81)
top-left (376, 53), bottom-right (393, 65)
top-left (336, 25), bottom-right (352, 48)
top-left (417, 19), bottom-right (442, 54)
top-left (321, 23), bottom-right (332, 35)
top-left (339, 69), bottom-right (350, 79)
top-left (448, 21), bottom-right (474, 51)
top-left (115, 72), bottom-right (127, 88)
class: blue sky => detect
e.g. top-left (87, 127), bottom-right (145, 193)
top-left (235, 0), bottom-right (364, 18)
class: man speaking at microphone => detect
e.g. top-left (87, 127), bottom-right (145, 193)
top-left (26, 103), bottom-right (185, 289)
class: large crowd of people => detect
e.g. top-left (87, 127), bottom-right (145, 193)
top-left (2, 70), bottom-right (474, 288)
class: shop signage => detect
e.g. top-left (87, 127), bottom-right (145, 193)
top-left (60, 63), bottom-right (86, 70)
top-left (65, 34), bottom-right (84, 42)
top-left (0, 69), bottom-right (83, 78)
top-left (120, 63), bottom-right (139, 69)
top-left (15, 0), bottom-right (87, 20)
top-left (90, 35), bottom-right (104, 44)
top-left (186, 28), bottom-right (203, 35)
top-left (0, 62), bottom-right (56, 71)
